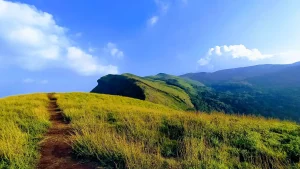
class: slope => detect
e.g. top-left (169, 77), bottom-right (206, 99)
top-left (91, 73), bottom-right (194, 111)
top-left (1, 92), bottom-right (300, 168)
top-left (0, 94), bottom-right (50, 168)
top-left (55, 92), bottom-right (300, 168)
top-left (180, 63), bottom-right (300, 122)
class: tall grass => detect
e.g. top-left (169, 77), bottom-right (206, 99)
top-left (0, 94), bottom-right (50, 168)
top-left (57, 92), bottom-right (300, 169)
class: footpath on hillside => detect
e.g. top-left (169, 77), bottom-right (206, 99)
top-left (38, 93), bottom-right (96, 169)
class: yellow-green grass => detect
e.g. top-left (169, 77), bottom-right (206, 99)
top-left (0, 94), bottom-right (50, 169)
top-left (56, 92), bottom-right (300, 169)
top-left (124, 74), bottom-right (194, 110)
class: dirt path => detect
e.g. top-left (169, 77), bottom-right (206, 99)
top-left (37, 93), bottom-right (97, 169)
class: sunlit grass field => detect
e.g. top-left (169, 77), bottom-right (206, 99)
top-left (0, 94), bottom-right (50, 168)
top-left (124, 74), bottom-right (194, 110)
top-left (56, 92), bottom-right (300, 169)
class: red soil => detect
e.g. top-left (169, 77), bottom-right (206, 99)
top-left (37, 93), bottom-right (97, 169)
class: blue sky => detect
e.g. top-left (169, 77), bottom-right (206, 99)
top-left (0, 0), bottom-right (300, 97)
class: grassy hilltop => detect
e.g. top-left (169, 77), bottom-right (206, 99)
top-left (91, 73), bottom-right (194, 111)
top-left (1, 93), bottom-right (300, 168)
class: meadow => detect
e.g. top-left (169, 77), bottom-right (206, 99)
top-left (56, 92), bottom-right (300, 169)
top-left (0, 94), bottom-right (50, 168)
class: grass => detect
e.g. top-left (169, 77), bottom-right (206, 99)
top-left (92, 73), bottom-right (194, 111)
top-left (146, 73), bottom-right (204, 96)
top-left (124, 73), bottom-right (194, 110)
top-left (55, 92), bottom-right (300, 169)
top-left (0, 94), bottom-right (50, 169)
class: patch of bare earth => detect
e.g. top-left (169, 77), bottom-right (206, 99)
top-left (37, 93), bottom-right (97, 169)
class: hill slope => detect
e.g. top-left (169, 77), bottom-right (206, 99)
top-left (180, 62), bottom-right (300, 121)
top-left (0, 94), bottom-right (50, 168)
top-left (1, 92), bottom-right (300, 168)
top-left (91, 73), bottom-right (194, 111)
top-left (91, 68), bottom-right (300, 122)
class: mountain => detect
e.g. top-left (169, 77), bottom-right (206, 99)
top-left (181, 62), bottom-right (300, 84)
top-left (1, 93), bottom-right (300, 168)
top-left (181, 62), bottom-right (300, 85)
top-left (92, 62), bottom-right (300, 122)
top-left (180, 62), bottom-right (300, 121)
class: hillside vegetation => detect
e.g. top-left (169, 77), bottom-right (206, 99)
top-left (92, 63), bottom-right (300, 122)
top-left (91, 73), bottom-right (194, 111)
top-left (55, 92), bottom-right (300, 169)
top-left (181, 63), bottom-right (300, 122)
top-left (0, 94), bottom-right (50, 168)
top-left (0, 92), bottom-right (300, 168)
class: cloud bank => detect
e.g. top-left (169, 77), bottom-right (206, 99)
top-left (198, 44), bottom-right (300, 71)
top-left (0, 0), bottom-right (118, 76)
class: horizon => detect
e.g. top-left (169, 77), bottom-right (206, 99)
top-left (1, 61), bottom-right (298, 98)
top-left (1, 0), bottom-right (300, 97)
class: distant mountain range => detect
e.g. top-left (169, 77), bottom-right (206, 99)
top-left (92, 62), bottom-right (300, 122)
top-left (181, 62), bottom-right (300, 85)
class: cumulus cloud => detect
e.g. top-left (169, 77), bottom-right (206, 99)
top-left (148, 16), bottom-right (159, 26)
top-left (105, 42), bottom-right (124, 59)
top-left (198, 44), bottom-right (300, 71)
top-left (67, 46), bottom-right (118, 76)
top-left (0, 0), bottom-right (119, 76)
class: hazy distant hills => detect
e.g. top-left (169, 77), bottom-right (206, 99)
top-left (92, 62), bottom-right (300, 122)
top-left (181, 62), bottom-right (300, 85)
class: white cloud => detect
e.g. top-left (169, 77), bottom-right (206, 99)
top-left (67, 47), bottom-right (118, 76)
top-left (198, 58), bottom-right (210, 66)
top-left (198, 44), bottom-right (300, 71)
top-left (209, 45), bottom-right (273, 61)
top-left (148, 16), bottom-right (159, 26)
top-left (199, 44), bottom-right (274, 66)
top-left (105, 42), bottom-right (124, 59)
top-left (147, 0), bottom-right (170, 26)
top-left (0, 0), bottom-right (119, 76)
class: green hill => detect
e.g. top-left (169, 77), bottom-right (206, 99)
top-left (91, 73), bottom-right (194, 111)
top-left (91, 69), bottom-right (300, 122)
top-left (1, 93), bottom-right (300, 168)
top-left (180, 63), bottom-right (300, 122)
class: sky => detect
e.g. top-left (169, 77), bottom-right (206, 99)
top-left (0, 0), bottom-right (300, 97)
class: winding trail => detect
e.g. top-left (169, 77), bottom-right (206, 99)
top-left (38, 93), bottom-right (96, 169)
